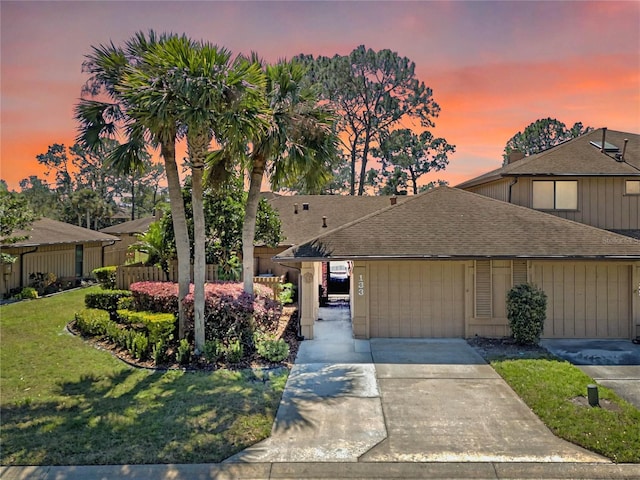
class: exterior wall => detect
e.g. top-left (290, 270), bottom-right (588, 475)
top-left (363, 260), bottom-right (467, 338)
top-left (634, 264), bottom-right (640, 338)
top-left (1, 242), bottom-right (105, 295)
top-left (465, 178), bottom-right (512, 202)
top-left (254, 246), bottom-right (298, 284)
top-left (510, 176), bottom-right (639, 231)
top-left (467, 259), bottom-right (526, 338)
top-left (531, 261), bottom-right (634, 339)
top-left (103, 234), bottom-right (137, 266)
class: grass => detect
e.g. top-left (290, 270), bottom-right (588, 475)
top-left (0, 287), bottom-right (288, 465)
top-left (492, 357), bottom-right (640, 463)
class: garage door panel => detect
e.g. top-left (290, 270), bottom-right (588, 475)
top-left (536, 262), bottom-right (630, 339)
top-left (369, 261), bottom-right (465, 338)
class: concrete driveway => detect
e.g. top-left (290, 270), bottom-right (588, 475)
top-left (228, 305), bottom-right (604, 464)
top-left (542, 339), bottom-right (640, 408)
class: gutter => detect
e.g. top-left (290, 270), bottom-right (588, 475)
top-left (507, 177), bottom-right (518, 203)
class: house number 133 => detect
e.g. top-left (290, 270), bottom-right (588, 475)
top-left (357, 274), bottom-right (365, 296)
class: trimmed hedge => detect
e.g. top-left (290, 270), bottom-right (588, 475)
top-left (116, 309), bottom-right (176, 345)
top-left (92, 266), bottom-right (117, 290)
top-left (85, 290), bottom-right (133, 319)
top-left (74, 308), bottom-right (111, 337)
top-left (130, 282), bottom-right (282, 346)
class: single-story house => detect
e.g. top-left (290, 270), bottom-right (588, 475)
top-left (1, 217), bottom-right (120, 295)
top-left (100, 216), bottom-right (155, 266)
top-left (274, 187), bottom-right (640, 341)
top-left (258, 194), bottom-right (404, 284)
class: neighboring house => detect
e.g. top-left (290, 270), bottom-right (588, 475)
top-left (456, 128), bottom-right (640, 239)
top-left (257, 194), bottom-right (404, 284)
top-left (100, 217), bottom-right (155, 266)
top-left (274, 187), bottom-right (640, 341)
top-left (1, 218), bottom-right (120, 294)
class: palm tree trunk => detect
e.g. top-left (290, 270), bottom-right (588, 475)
top-left (188, 132), bottom-right (210, 353)
top-left (242, 155), bottom-right (266, 295)
top-left (162, 141), bottom-right (191, 339)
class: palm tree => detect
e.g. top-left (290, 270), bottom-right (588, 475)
top-left (75, 31), bottom-right (192, 339)
top-left (124, 37), bottom-right (266, 351)
top-left (216, 58), bottom-right (338, 294)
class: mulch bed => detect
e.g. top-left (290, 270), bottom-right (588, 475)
top-left (467, 336), bottom-right (552, 361)
top-left (68, 305), bottom-right (301, 372)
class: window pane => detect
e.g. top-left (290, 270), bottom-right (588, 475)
top-left (626, 180), bottom-right (640, 195)
top-left (555, 181), bottom-right (578, 209)
top-left (532, 181), bottom-right (554, 209)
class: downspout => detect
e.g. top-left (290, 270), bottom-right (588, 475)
top-left (101, 240), bottom-right (117, 267)
top-left (19, 247), bottom-right (39, 289)
top-left (508, 177), bottom-right (519, 203)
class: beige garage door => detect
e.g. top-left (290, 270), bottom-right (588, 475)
top-left (368, 261), bottom-right (465, 337)
top-left (534, 262), bottom-right (631, 338)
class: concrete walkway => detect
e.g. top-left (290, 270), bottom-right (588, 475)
top-left (229, 302), bottom-right (604, 464)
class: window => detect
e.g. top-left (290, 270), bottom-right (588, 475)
top-left (532, 180), bottom-right (577, 210)
top-left (625, 180), bottom-right (640, 195)
top-left (75, 245), bottom-right (84, 277)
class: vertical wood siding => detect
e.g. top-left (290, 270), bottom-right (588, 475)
top-left (511, 177), bottom-right (639, 230)
top-left (368, 260), bottom-right (465, 337)
top-left (466, 179), bottom-right (511, 202)
top-left (533, 261), bottom-right (631, 338)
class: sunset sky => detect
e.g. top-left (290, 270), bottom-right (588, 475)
top-left (1, 0), bottom-right (639, 192)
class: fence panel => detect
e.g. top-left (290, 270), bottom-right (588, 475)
top-left (116, 264), bottom-right (218, 290)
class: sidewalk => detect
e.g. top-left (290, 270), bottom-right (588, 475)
top-left (3, 461), bottom-right (640, 479)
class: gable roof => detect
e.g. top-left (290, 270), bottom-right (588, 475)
top-left (2, 218), bottom-right (120, 248)
top-left (100, 217), bottom-right (154, 235)
top-left (268, 194), bottom-right (406, 246)
top-left (457, 129), bottom-right (640, 189)
top-left (275, 187), bottom-right (640, 261)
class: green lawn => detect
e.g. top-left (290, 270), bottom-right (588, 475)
top-left (493, 358), bottom-right (640, 463)
top-left (0, 287), bottom-right (288, 465)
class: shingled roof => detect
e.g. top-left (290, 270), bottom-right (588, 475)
top-left (100, 217), bottom-right (154, 235)
top-left (275, 187), bottom-right (640, 261)
top-left (3, 218), bottom-right (119, 248)
top-left (268, 194), bottom-right (406, 246)
top-left (457, 129), bottom-right (640, 189)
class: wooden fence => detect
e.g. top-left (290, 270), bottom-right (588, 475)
top-left (115, 265), bottom-right (285, 299)
top-left (115, 264), bottom-right (218, 290)
top-left (254, 275), bottom-right (287, 300)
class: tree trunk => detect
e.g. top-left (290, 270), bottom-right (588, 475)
top-left (357, 130), bottom-right (373, 196)
top-left (188, 132), bottom-right (209, 353)
top-left (242, 155), bottom-right (266, 295)
top-left (350, 146), bottom-right (357, 196)
top-left (161, 141), bottom-right (191, 339)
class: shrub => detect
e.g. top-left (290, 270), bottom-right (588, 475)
top-left (28, 272), bottom-right (56, 296)
top-left (18, 287), bottom-right (38, 300)
top-left (278, 282), bottom-right (295, 304)
top-left (74, 309), bottom-right (111, 337)
top-left (203, 339), bottom-right (224, 364)
top-left (182, 282), bottom-right (282, 344)
top-left (176, 339), bottom-right (191, 365)
top-left (92, 266), bottom-right (117, 290)
top-left (224, 339), bottom-right (244, 364)
top-left (115, 309), bottom-right (175, 345)
top-left (255, 335), bottom-right (289, 362)
top-left (130, 332), bottom-right (149, 360)
top-left (152, 340), bottom-right (168, 365)
top-left (507, 283), bottom-right (547, 346)
top-left (129, 282), bottom-right (179, 313)
top-left (85, 290), bottom-right (133, 319)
